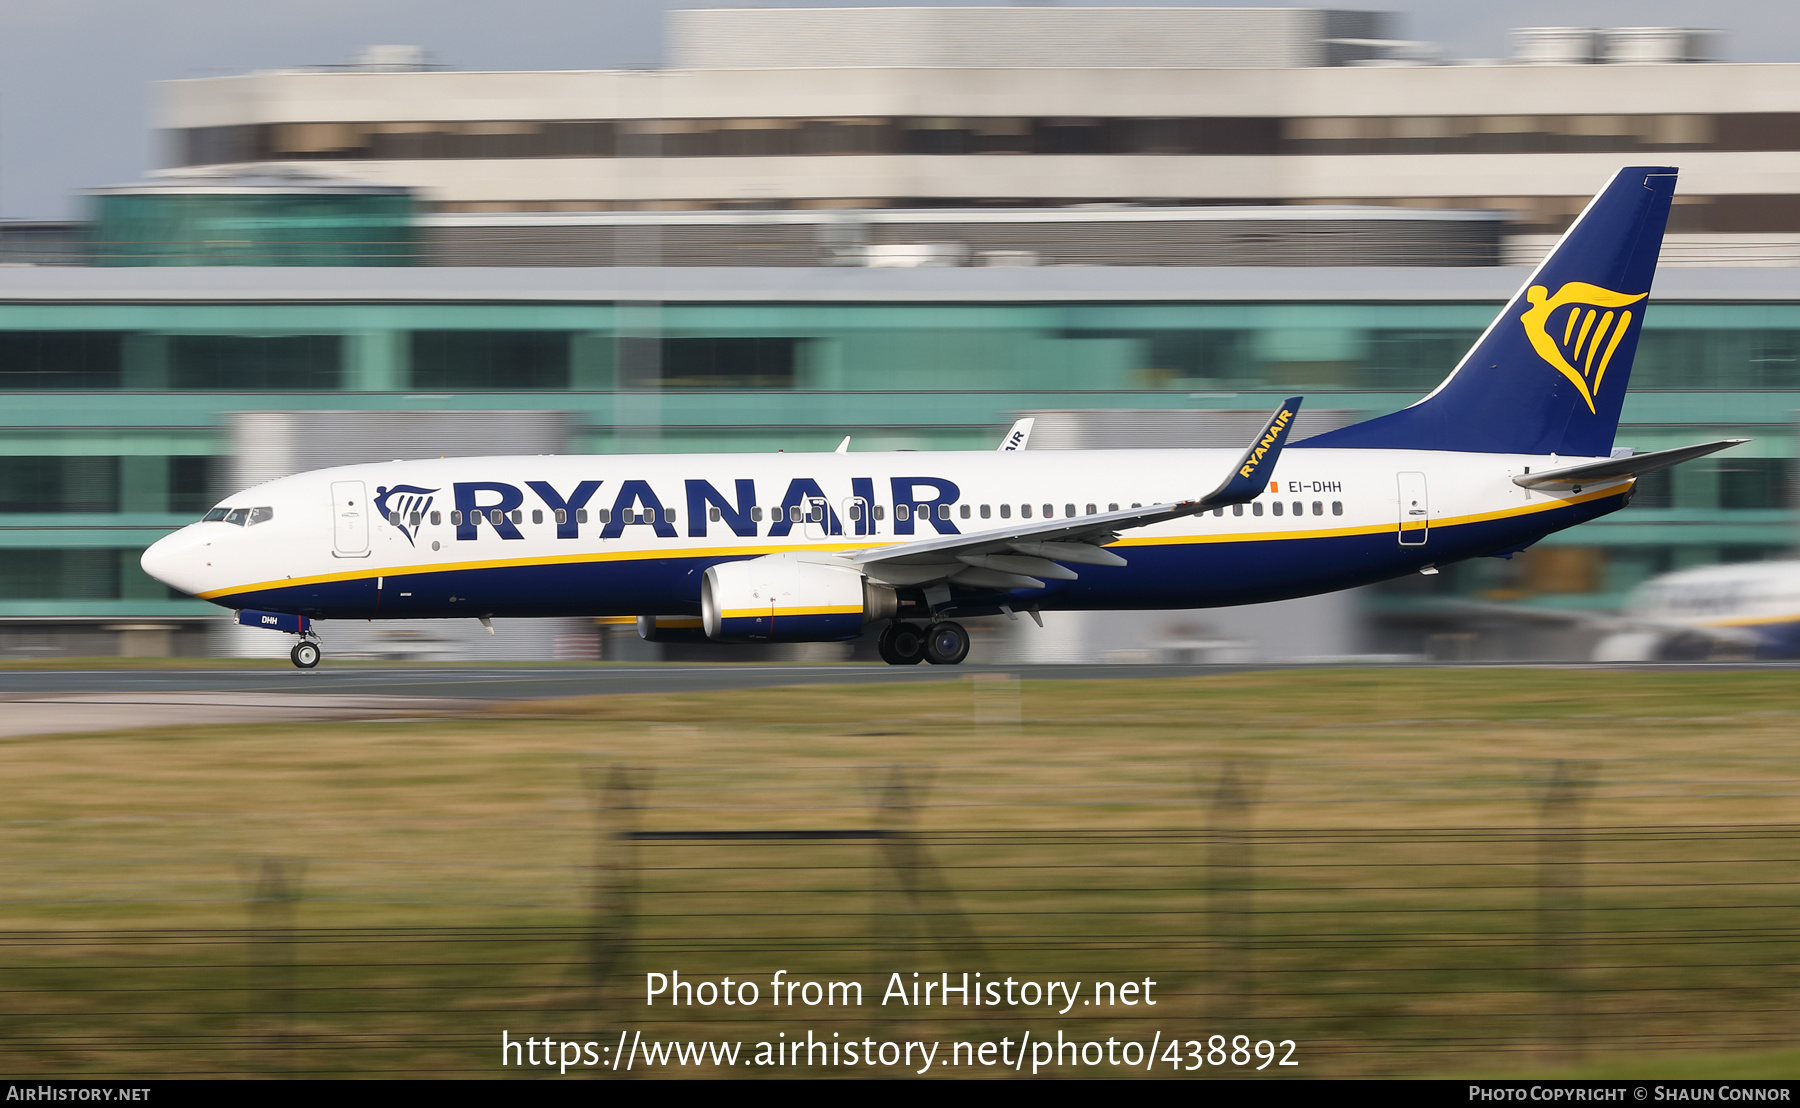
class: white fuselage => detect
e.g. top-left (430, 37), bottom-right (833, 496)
top-left (141, 445), bottom-right (1629, 621)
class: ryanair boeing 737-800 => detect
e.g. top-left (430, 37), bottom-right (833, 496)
top-left (140, 166), bottom-right (1745, 669)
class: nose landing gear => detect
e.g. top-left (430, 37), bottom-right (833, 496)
top-left (290, 641), bottom-right (321, 669)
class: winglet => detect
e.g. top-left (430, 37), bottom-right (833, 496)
top-left (1199, 397), bottom-right (1303, 509)
top-left (998, 417), bottom-right (1035, 452)
top-left (835, 436), bottom-right (851, 454)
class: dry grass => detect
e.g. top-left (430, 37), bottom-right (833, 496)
top-left (0, 668), bottom-right (1796, 1078)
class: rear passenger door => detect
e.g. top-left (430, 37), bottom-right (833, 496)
top-left (1397, 472), bottom-right (1428, 546)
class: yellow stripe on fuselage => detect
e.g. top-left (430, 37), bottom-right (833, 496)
top-left (718, 605), bottom-right (864, 619)
top-left (200, 482), bottom-right (1629, 603)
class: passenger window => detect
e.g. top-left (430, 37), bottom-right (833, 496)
top-left (224, 508), bottom-right (249, 526)
top-left (576, 509), bottom-right (588, 524)
top-left (1312, 501), bottom-right (1323, 516)
top-left (1252, 503), bottom-right (1263, 517)
top-left (847, 503), bottom-right (862, 521)
top-left (451, 510), bottom-right (463, 525)
top-left (1043, 504), bottom-right (1054, 518)
top-left (250, 506), bottom-right (275, 526)
top-left (1292, 501), bottom-right (1302, 516)
top-left (1022, 504), bottom-right (1032, 518)
top-left (509, 510), bottom-right (521, 524)
top-left (666, 509), bottom-right (678, 523)
top-left (408, 511), bottom-right (421, 527)
top-left (1212, 508), bottom-right (1223, 517)
top-left (937, 504), bottom-right (949, 520)
top-left (1272, 502), bottom-right (1283, 516)
top-left (1108, 503), bottom-right (1118, 512)
top-left (709, 506), bottom-right (722, 522)
top-left (1064, 503), bottom-right (1074, 517)
top-left (874, 505), bottom-right (885, 520)
top-left (1233, 504), bottom-right (1244, 517)
top-left (202, 508), bottom-right (229, 522)
top-left (789, 505), bottom-right (803, 523)
top-left (389, 511), bottom-right (402, 525)
top-left (1084, 503), bottom-right (1094, 515)
top-left (960, 504), bottom-right (971, 519)
top-left (1000, 504), bottom-right (1011, 519)
top-left (532, 509), bottom-right (543, 525)
top-left (1332, 501), bottom-right (1343, 516)
top-left (555, 509), bottom-right (567, 524)
top-left (597, 508), bottom-right (611, 524)
top-left (1131, 502), bottom-right (1142, 508)
top-left (897, 504), bottom-right (910, 521)
top-left (751, 506), bottom-right (763, 522)
top-left (431, 511), bottom-right (441, 526)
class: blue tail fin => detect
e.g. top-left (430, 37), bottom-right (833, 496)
top-left (1304, 166), bottom-right (1676, 456)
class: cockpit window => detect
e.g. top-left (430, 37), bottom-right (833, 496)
top-left (202, 508), bottom-right (229, 522)
top-left (224, 508), bottom-right (249, 526)
top-left (248, 506), bottom-right (274, 526)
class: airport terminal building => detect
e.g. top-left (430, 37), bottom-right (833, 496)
top-left (0, 7), bottom-right (1793, 660)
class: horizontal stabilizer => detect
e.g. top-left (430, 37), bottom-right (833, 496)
top-left (1514, 438), bottom-right (1749, 490)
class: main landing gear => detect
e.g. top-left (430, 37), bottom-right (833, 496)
top-left (878, 620), bottom-right (970, 666)
top-left (290, 640), bottom-right (321, 669)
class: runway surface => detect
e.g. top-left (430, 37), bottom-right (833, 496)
top-left (0, 660), bottom-right (1794, 701)
top-left (0, 662), bottom-right (1234, 702)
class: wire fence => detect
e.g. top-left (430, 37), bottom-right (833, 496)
top-left (1, 752), bottom-right (1796, 1078)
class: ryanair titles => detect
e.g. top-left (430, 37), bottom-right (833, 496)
top-left (1238, 408), bottom-right (1294, 480)
top-left (382, 476), bottom-right (965, 542)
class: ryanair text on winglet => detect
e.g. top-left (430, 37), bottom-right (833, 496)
top-left (1238, 408), bottom-right (1294, 479)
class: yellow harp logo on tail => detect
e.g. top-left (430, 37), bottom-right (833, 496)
top-left (1520, 282), bottom-right (1648, 413)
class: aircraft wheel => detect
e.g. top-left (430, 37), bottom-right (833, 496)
top-left (924, 621), bottom-right (971, 666)
top-left (291, 641), bottom-right (321, 669)
top-left (878, 622), bottom-right (926, 666)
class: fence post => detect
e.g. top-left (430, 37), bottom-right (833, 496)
top-left (583, 766), bottom-right (646, 1014)
top-left (1204, 762), bottom-right (1260, 1028)
top-left (868, 766), bottom-right (984, 971)
top-left (243, 857), bottom-right (303, 1074)
top-left (1537, 759), bottom-right (1595, 1061)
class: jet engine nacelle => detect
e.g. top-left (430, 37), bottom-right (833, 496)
top-left (702, 554), bottom-right (897, 642)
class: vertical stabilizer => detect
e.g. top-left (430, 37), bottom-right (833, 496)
top-left (1305, 167), bottom-right (1676, 457)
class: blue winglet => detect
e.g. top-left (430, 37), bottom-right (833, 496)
top-left (1200, 396), bottom-right (1303, 509)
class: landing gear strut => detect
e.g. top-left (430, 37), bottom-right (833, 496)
top-left (290, 640), bottom-right (321, 669)
top-left (877, 622), bottom-right (925, 666)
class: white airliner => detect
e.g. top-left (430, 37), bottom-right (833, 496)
top-left (141, 166), bottom-right (1746, 669)
top-left (1600, 560), bottom-right (1800, 660)
top-left (1477, 559), bottom-right (1800, 661)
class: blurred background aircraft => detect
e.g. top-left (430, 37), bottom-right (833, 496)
top-left (0, 6), bottom-right (1794, 664)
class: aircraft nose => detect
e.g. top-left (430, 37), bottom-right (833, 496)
top-left (140, 528), bottom-right (215, 597)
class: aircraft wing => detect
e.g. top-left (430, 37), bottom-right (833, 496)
top-left (1513, 438), bottom-right (1749, 490)
top-left (852, 397), bottom-right (1302, 590)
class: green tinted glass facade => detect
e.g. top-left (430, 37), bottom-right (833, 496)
top-left (91, 192), bottom-right (416, 266)
top-left (0, 276), bottom-right (1792, 623)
